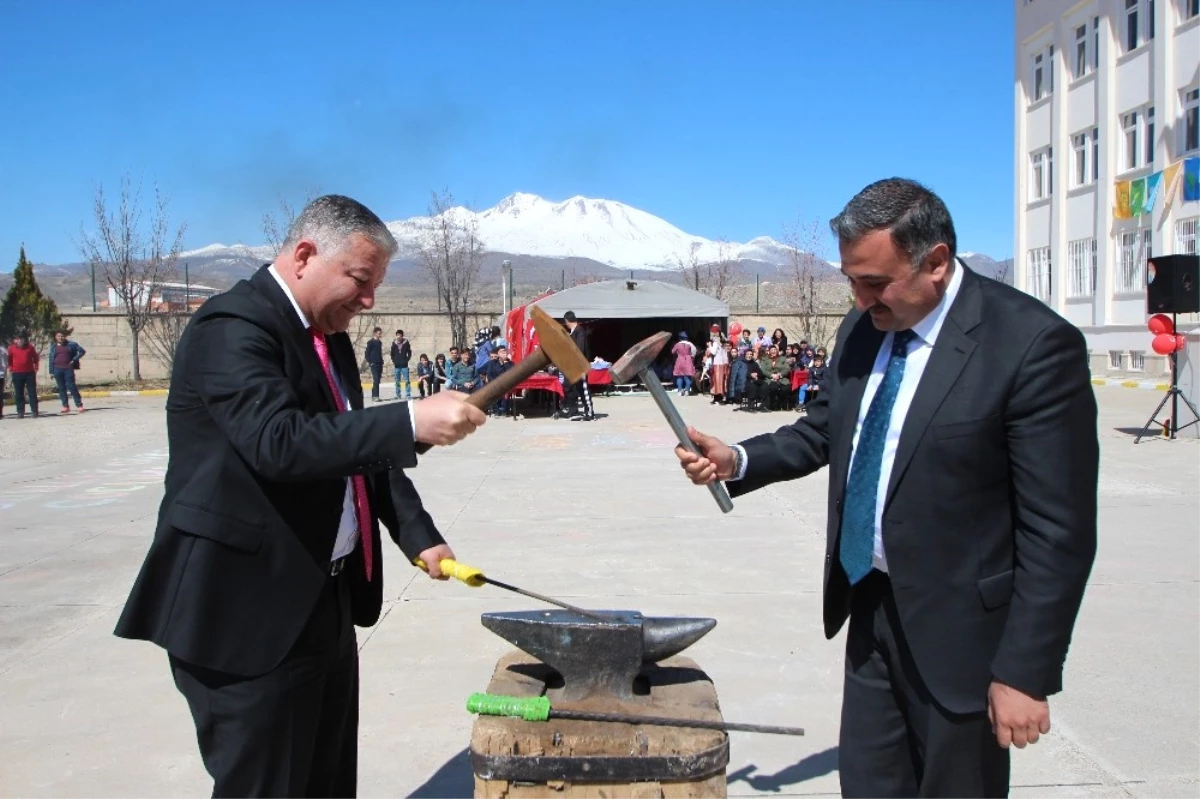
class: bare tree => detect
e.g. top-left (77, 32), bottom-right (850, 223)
top-left (781, 217), bottom-right (837, 344)
top-left (261, 188), bottom-right (322, 251)
top-left (143, 312), bottom-right (191, 373)
top-left (79, 176), bottom-right (186, 381)
top-left (676, 239), bottom-right (740, 301)
top-left (415, 190), bottom-right (483, 350)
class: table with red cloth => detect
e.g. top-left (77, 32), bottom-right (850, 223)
top-left (587, 368), bottom-right (612, 387)
top-left (513, 371), bottom-right (564, 397)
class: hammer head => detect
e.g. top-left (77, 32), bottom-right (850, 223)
top-left (529, 305), bottom-right (589, 383)
top-left (610, 331), bottom-right (671, 383)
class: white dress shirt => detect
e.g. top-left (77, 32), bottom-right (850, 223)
top-left (730, 263), bottom-right (964, 574)
top-left (267, 266), bottom-right (360, 562)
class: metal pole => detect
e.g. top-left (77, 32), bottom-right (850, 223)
top-left (185, 261), bottom-right (190, 310)
top-left (639, 366), bottom-right (734, 514)
top-left (756, 274), bottom-right (760, 313)
top-left (501, 260), bottom-right (512, 317)
top-left (1171, 312), bottom-right (1179, 439)
top-left (561, 269), bottom-right (565, 290)
top-left (90, 263), bottom-right (97, 312)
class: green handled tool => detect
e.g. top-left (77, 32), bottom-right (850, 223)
top-left (467, 693), bottom-right (805, 736)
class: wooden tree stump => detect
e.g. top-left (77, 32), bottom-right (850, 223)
top-left (470, 651), bottom-right (728, 798)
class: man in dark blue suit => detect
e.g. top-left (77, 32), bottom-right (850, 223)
top-left (677, 179), bottom-right (1098, 797)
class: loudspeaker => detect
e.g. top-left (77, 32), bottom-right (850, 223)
top-left (1147, 255), bottom-right (1199, 314)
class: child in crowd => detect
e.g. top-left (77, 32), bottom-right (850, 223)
top-left (432, 353), bottom-right (448, 393)
top-left (415, 354), bottom-right (433, 398)
top-left (449, 349), bottom-right (478, 393)
top-left (478, 345), bottom-right (514, 416)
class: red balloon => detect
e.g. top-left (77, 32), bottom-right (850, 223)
top-left (1176, 334), bottom-right (1188, 352)
top-left (1151, 333), bottom-right (1176, 355)
top-left (729, 322), bottom-right (743, 339)
top-left (1148, 314), bottom-right (1174, 335)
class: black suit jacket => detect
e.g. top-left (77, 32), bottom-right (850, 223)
top-left (729, 267), bottom-right (1098, 714)
top-left (114, 266), bottom-right (445, 677)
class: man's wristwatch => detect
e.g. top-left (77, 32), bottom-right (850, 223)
top-left (730, 445), bottom-right (745, 482)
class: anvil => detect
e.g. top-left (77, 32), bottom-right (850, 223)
top-left (481, 609), bottom-right (717, 700)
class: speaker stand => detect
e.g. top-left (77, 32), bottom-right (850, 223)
top-left (1135, 313), bottom-right (1200, 443)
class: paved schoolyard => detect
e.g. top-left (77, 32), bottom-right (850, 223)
top-left (0, 385), bottom-right (1196, 797)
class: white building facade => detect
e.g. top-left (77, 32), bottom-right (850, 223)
top-left (1015, 0), bottom-right (1199, 376)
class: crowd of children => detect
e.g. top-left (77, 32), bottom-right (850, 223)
top-left (690, 325), bottom-right (828, 412)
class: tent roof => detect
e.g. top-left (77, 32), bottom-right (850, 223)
top-left (530, 279), bottom-right (729, 319)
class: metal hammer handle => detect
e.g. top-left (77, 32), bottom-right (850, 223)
top-left (639, 369), bottom-right (734, 514)
top-left (414, 349), bottom-right (550, 454)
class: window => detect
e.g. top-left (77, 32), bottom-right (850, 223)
top-left (1033, 52), bottom-right (1045, 101)
top-left (1067, 238), bottom-right (1097, 297)
top-left (1074, 25), bottom-right (1088, 78)
top-left (1185, 88), bottom-right (1199, 154)
top-left (1073, 130), bottom-right (1099, 186)
top-left (1073, 133), bottom-right (1089, 186)
top-left (1187, 0), bottom-right (1199, 20)
top-left (1117, 230), bottom-right (1147, 292)
top-left (1144, 229), bottom-right (1154, 265)
top-left (1177, 217), bottom-right (1199, 255)
top-left (1123, 112), bottom-right (1140, 170)
top-left (1030, 148), bottom-right (1051, 200)
top-left (1125, 0), bottom-right (1140, 51)
top-left (1109, 350), bottom-right (1124, 369)
top-left (1147, 0), bottom-right (1155, 40)
top-left (1146, 106), bottom-right (1155, 166)
top-left (1093, 16), bottom-right (1100, 69)
top-left (1027, 247), bottom-right (1051, 302)
top-left (1130, 351), bottom-right (1145, 371)
top-left (1048, 146), bottom-right (1054, 195)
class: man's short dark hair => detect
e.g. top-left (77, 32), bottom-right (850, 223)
top-left (373, 327), bottom-right (382, 334)
top-left (396, 329), bottom-right (404, 336)
top-left (830, 178), bottom-right (957, 269)
top-left (564, 311), bottom-right (577, 322)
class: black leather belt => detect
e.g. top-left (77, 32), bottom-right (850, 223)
top-left (329, 556), bottom-right (348, 577)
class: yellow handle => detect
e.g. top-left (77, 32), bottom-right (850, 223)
top-left (413, 557), bottom-right (486, 587)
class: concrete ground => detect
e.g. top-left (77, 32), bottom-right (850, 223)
top-left (0, 385), bottom-right (1196, 798)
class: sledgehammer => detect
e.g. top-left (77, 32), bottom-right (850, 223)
top-left (610, 332), bottom-right (734, 513)
top-left (415, 306), bottom-right (589, 454)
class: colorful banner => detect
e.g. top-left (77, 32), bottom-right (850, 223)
top-left (1142, 171), bottom-right (1162, 214)
top-left (1130, 178), bottom-right (1146, 216)
top-left (1114, 181), bottom-right (1132, 220)
top-left (1185, 157), bottom-right (1200, 203)
top-left (1161, 162), bottom-right (1183, 210)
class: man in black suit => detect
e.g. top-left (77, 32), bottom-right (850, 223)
top-left (677, 179), bottom-right (1098, 797)
top-left (115, 195), bottom-right (487, 797)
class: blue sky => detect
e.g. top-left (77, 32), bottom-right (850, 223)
top-left (0, 0), bottom-right (1014, 268)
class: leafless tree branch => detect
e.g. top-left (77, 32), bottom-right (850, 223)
top-left (78, 175), bottom-right (186, 381)
top-left (415, 190), bottom-right (483, 350)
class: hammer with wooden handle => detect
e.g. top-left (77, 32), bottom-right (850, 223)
top-left (415, 305), bottom-right (590, 454)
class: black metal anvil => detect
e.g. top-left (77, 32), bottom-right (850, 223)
top-left (481, 609), bottom-right (717, 700)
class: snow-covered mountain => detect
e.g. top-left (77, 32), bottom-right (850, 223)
top-left (183, 193), bottom-right (797, 271)
top-left (174, 192), bottom-right (1010, 281)
top-left (384, 192), bottom-right (793, 270)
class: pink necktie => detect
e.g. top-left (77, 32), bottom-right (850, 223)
top-left (310, 328), bottom-right (375, 582)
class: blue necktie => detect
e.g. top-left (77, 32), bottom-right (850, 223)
top-left (839, 330), bottom-right (915, 586)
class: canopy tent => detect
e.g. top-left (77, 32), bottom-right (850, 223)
top-left (505, 280), bottom-right (730, 374)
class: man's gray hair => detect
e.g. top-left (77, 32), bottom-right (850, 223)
top-left (830, 178), bottom-right (957, 269)
top-left (281, 194), bottom-right (398, 258)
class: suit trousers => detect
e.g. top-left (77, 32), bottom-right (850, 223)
top-left (839, 571), bottom-right (1010, 798)
top-left (369, 363), bottom-right (383, 399)
top-left (170, 570), bottom-right (360, 798)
